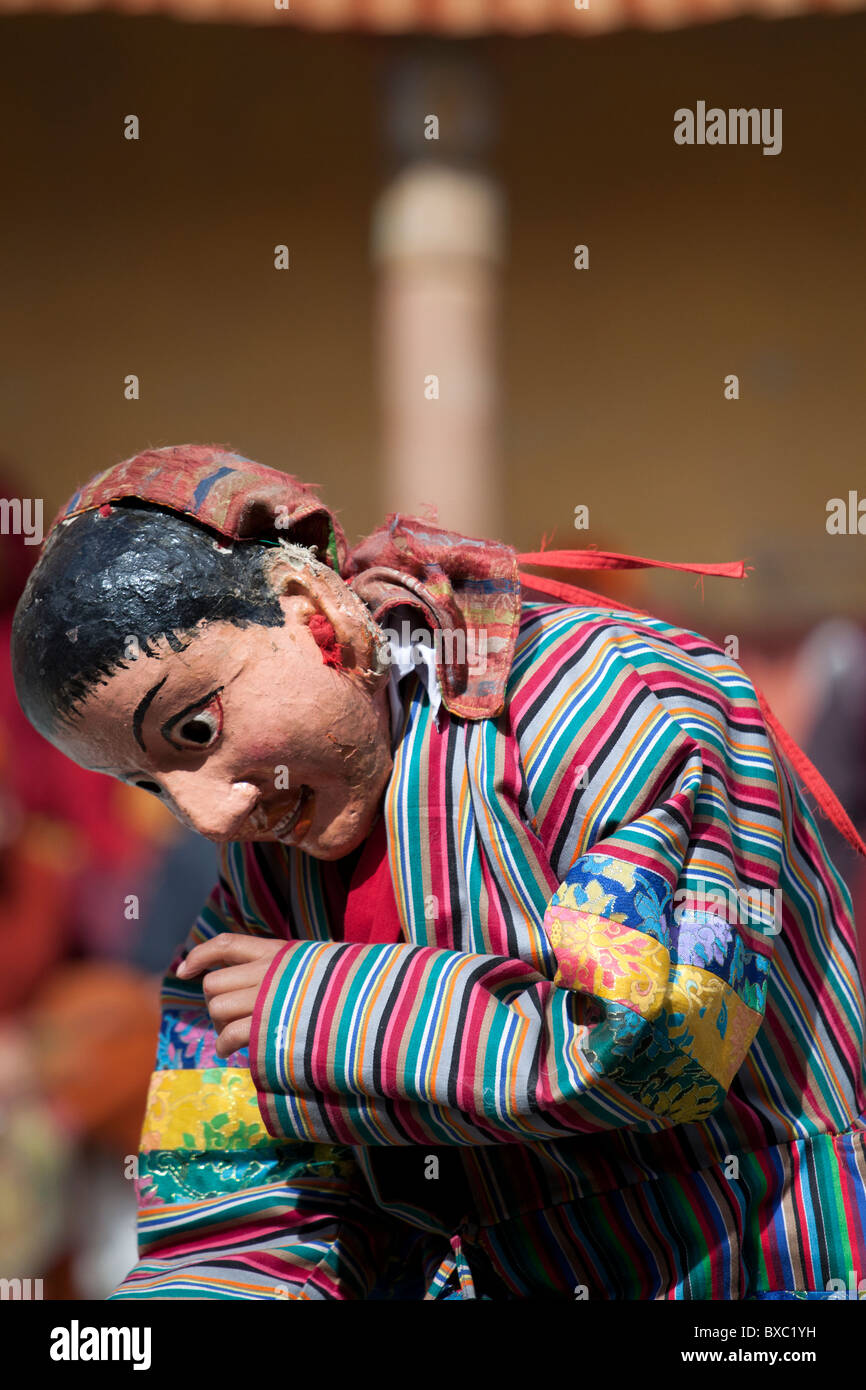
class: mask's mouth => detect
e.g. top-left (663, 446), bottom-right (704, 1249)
top-left (245, 784), bottom-right (309, 838)
top-left (270, 783), bottom-right (314, 841)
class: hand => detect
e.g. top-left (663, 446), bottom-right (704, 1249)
top-left (176, 934), bottom-right (288, 1059)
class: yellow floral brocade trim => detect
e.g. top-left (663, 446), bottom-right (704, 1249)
top-left (666, 962), bottom-right (762, 1091)
top-left (140, 1068), bottom-right (280, 1153)
top-left (545, 907), bottom-right (763, 1090)
top-left (546, 910), bottom-right (670, 1017)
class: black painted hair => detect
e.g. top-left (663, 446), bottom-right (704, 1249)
top-left (11, 502), bottom-right (285, 739)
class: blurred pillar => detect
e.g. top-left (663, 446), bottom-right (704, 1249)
top-left (372, 46), bottom-right (505, 540)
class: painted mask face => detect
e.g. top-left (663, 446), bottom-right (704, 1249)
top-left (49, 571), bottom-right (394, 861)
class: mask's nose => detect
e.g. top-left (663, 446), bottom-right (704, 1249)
top-left (159, 771), bottom-right (260, 841)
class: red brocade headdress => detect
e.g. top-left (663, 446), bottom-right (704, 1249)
top-left (48, 443), bottom-right (866, 857)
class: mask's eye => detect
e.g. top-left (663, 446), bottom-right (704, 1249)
top-left (178, 710), bottom-right (219, 745)
top-left (164, 692), bottom-right (223, 751)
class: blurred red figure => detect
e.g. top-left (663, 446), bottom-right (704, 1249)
top-left (0, 468), bottom-right (174, 1297)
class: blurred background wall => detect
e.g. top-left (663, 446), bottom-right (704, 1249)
top-left (1, 13), bottom-right (864, 632)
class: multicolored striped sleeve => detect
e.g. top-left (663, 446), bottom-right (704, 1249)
top-left (109, 845), bottom-right (390, 1299)
top-left (250, 617), bottom-right (783, 1145)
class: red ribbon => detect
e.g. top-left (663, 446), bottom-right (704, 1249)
top-left (517, 554), bottom-right (866, 861)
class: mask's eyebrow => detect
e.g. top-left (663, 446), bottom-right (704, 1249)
top-left (133, 676), bottom-right (168, 752)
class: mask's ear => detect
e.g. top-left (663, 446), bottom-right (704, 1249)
top-left (263, 547), bottom-right (390, 688)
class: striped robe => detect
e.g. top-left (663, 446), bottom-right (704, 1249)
top-left (110, 600), bottom-right (866, 1300)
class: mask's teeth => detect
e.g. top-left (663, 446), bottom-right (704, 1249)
top-left (271, 785), bottom-right (310, 839)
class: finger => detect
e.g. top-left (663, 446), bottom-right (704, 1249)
top-left (201, 963), bottom-right (267, 999)
top-left (215, 1017), bottom-right (252, 1059)
top-left (178, 934), bottom-right (264, 977)
top-left (177, 934), bottom-right (280, 978)
top-left (206, 988), bottom-right (259, 1026)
